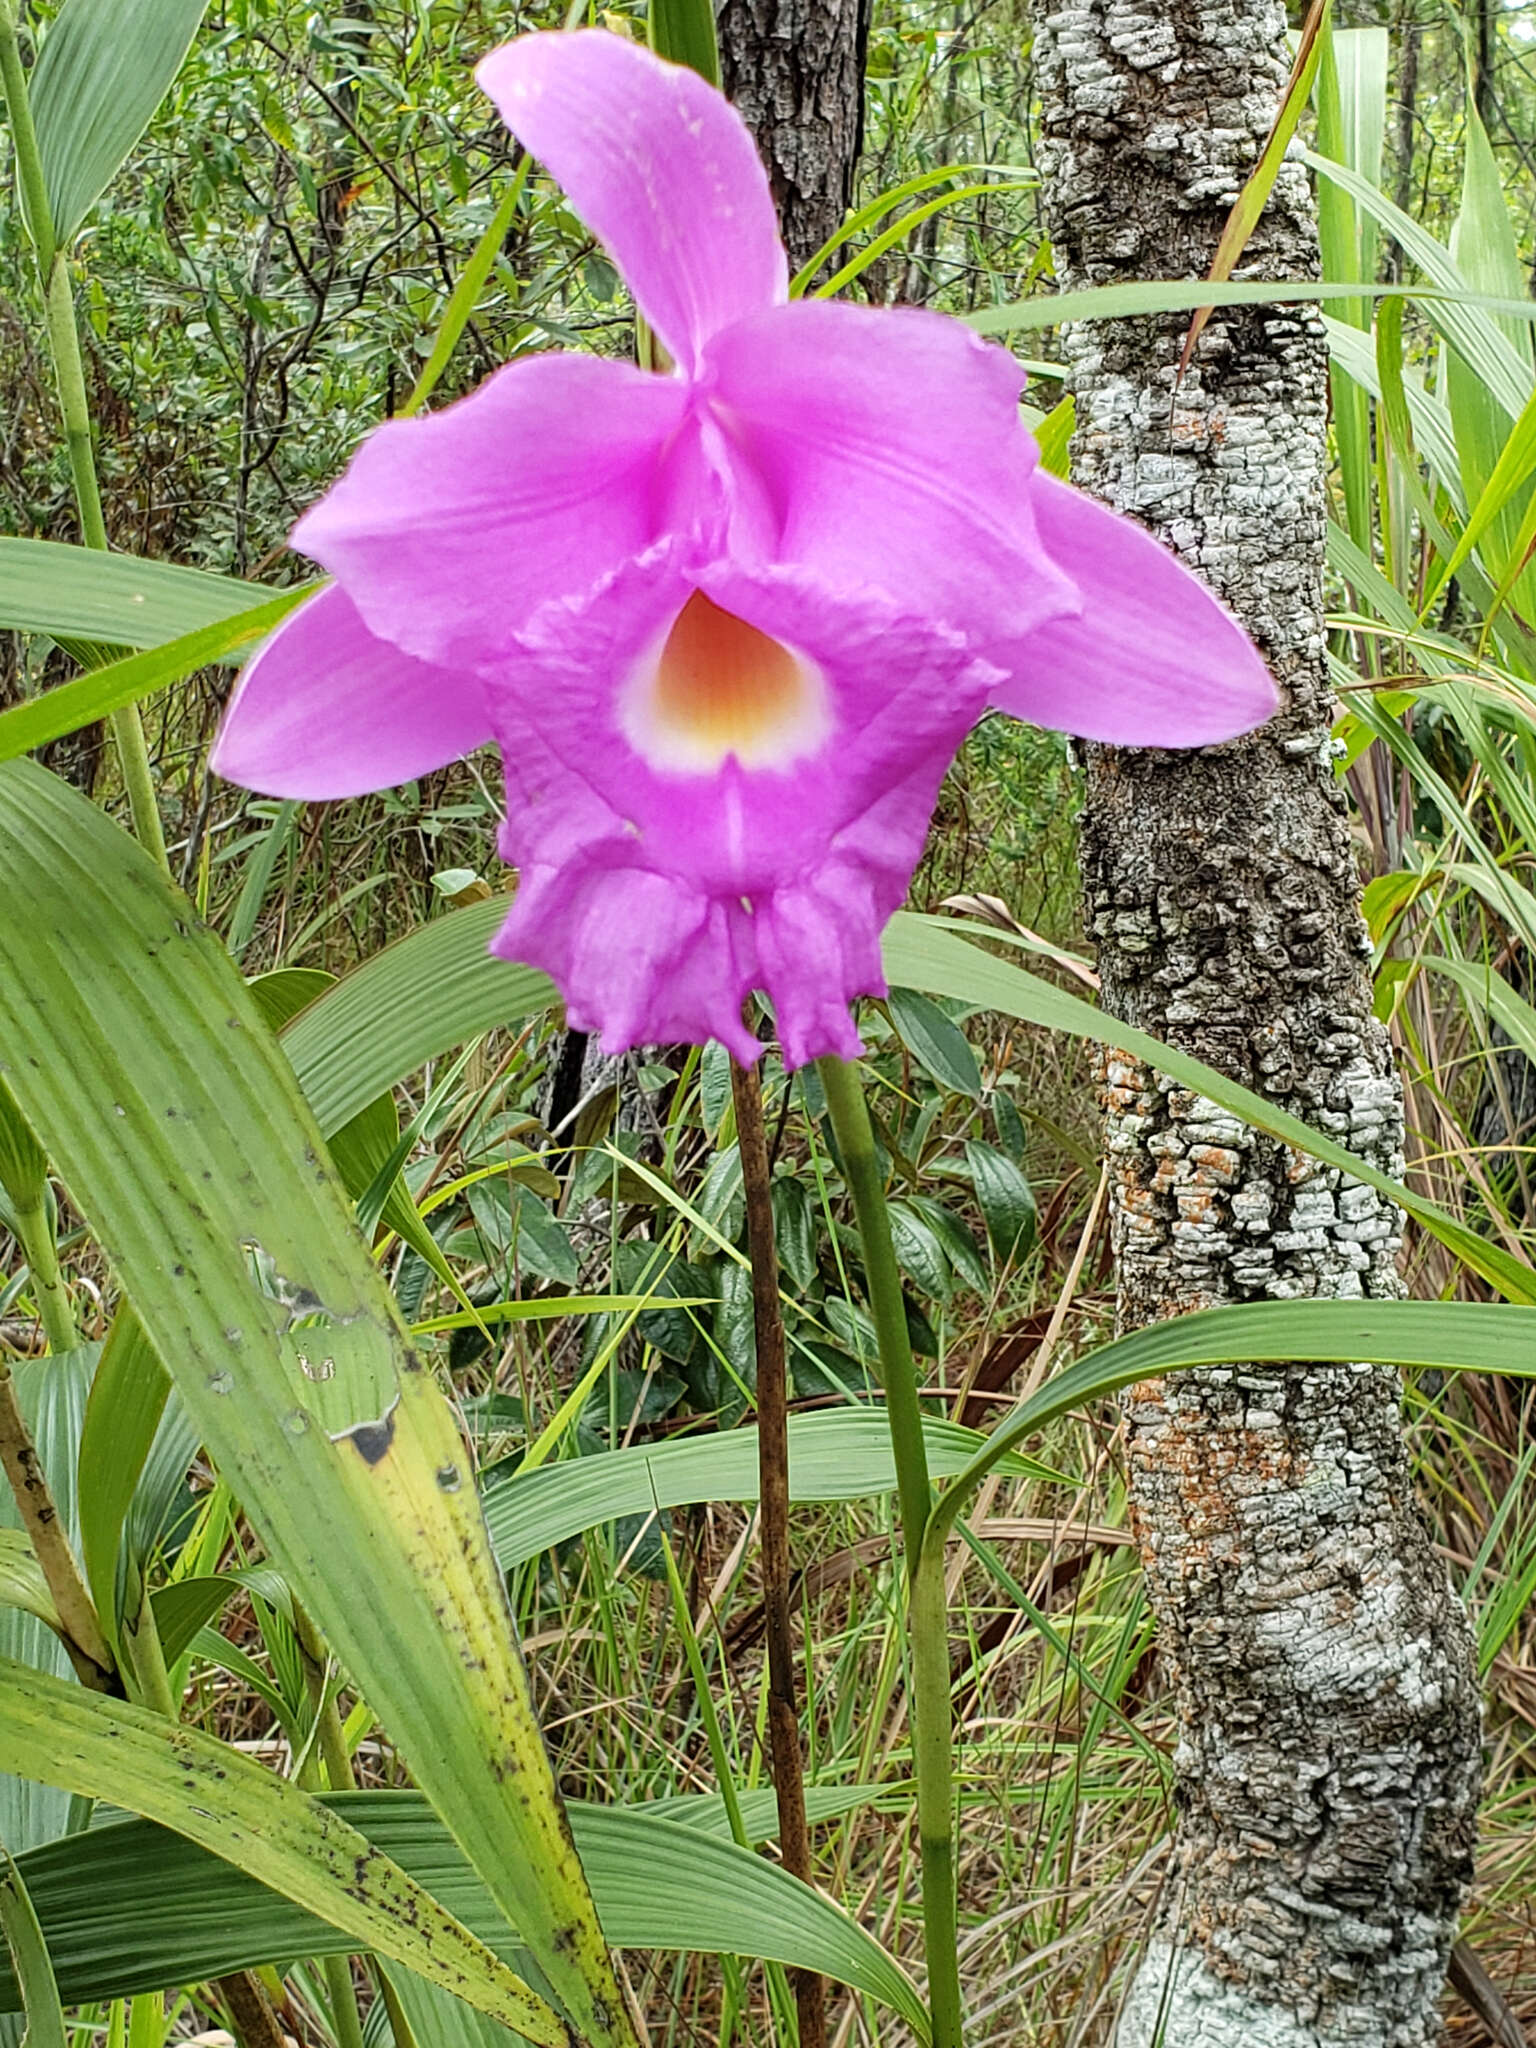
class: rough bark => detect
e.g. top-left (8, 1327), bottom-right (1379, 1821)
top-left (716, 0), bottom-right (869, 274)
top-left (1029, 3), bottom-right (1482, 2043)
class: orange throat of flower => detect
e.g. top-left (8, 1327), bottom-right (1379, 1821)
top-left (622, 589), bottom-right (830, 773)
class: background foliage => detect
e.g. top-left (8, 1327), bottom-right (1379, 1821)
top-left (5, 0), bottom-right (1536, 2044)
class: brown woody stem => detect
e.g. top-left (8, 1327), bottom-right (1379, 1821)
top-left (729, 1054), bottom-right (825, 2048)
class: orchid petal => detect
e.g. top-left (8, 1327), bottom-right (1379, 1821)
top-left (704, 297), bottom-right (1077, 643)
top-left (210, 586), bottom-right (490, 799)
top-left (291, 354), bottom-right (690, 670)
top-left (484, 558), bottom-right (994, 1067)
top-left (477, 31), bottom-right (786, 375)
top-left (990, 472), bottom-right (1280, 745)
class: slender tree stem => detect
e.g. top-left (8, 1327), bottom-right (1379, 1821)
top-left (815, 1055), bottom-right (962, 2048)
top-left (730, 1055), bottom-right (825, 2048)
top-left (0, 7), bottom-right (167, 873)
top-left (219, 1967), bottom-right (292, 2048)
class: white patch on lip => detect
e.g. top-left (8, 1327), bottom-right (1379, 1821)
top-left (619, 588), bottom-right (832, 774)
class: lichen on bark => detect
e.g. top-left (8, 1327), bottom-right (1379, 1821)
top-left (1029, 1), bottom-right (1482, 2041)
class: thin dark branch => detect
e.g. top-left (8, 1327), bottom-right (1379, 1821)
top-left (730, 1054), bottom-right (825, 2048)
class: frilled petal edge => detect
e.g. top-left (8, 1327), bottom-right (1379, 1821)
top-left (987, 472), bottom-right (1279, 746)
top-left (210, 585), bottom-right (491, 799)
top-left (481, 554), bottom-right (998, 1068)
top-left (477, 31), bottom-right (786, 375)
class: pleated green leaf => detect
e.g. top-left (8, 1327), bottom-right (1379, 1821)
top-left (969, 273), bottom-right (1536, 351)
top-left (1442, 101), bottom-right (1536, 626)
top-left (1298, 152), bottom-right (1532, 418)
top-left (1420, 954), bottom-right (1536, 1067)
top-left (0, 1790), bottom-right (924, 2035)
top-left (247, 968), bottom-right (448, 1283)
top-left (0, 1350), bottom-right (95, 1859)
top-left (0, 1852), bottom-right (64, 2048)
top-left (0, 589), bottom-right (305, 764)
top-left (0, 1534), bottom-right (58, 1634)
top-left (279, 899), bottom-right (552, 1137)
top-left (647, 0), bottom-right (720, 86)
top-left (1312, 21), bottom-right (1388, 549)
top-left (75, 1312), bottom-right (168, 1650)
top-left (485, 1408), bottom-right (1042, 1571)
top-left (926, 1297), bottom-right (1536, 1557)
top-left (0, 1661), bottom-right (562, 2043)
top-left (882, 915), bottom-right (1536, 1303)
top-left (30, 0), bottom-right (211, 248)
top-left (0, 540), bottom-right (276, 648)
top-left (0, 759), bottom-right (627, 2048)
top-left (272, 905), bottom-right (1533, 1308)
top-left (0, 1081), bottom-right (47, 1213)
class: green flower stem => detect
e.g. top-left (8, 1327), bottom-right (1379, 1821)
top-left (815, 1054), bottom-right (963, 2048)
top-left (8, 1190), bottom-right (75, 1359)
top-left (41, 261), bottom-right (109, 552)
top-left (815, 1057), bottom-right (932, 1565)
top-left (121, 1573), bottom-right (178, 1720)
top-left (909, 1542), bottom-right (961, 2047)
top-left (0, 4), bottom-right (52, 274)
top-left (294, 1601), bottom-right (360, 1795)
top-left (0, 10), bottom-right (167, 873)
top-left (43, 262), bottom-right (168, 871)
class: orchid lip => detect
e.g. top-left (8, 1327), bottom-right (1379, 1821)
top-left (618, 587), bottom-right (831, 775)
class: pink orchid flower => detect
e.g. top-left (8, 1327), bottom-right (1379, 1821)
top-left (212, 28), bottom-right (1276, 1068)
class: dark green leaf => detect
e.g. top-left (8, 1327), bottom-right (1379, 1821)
top-left (964, 1141), bottom-right (1038, 1265)
top-left (887, 1202), bottom-right (951, 1301)
top-left (886, 989), bottom-right (982, 1099)
top-left (770, 1177), bottom-right (818, 1294)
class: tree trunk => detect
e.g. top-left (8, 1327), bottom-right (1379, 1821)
top-left (716, 0), bottom-right (868, 275)
top-left (1393, 13), bottom-right (1420, 226)
top-left (1472, 0), bottom-right (1495, 135)
top-left (1030, 3), bottom-right (1482, 2044)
